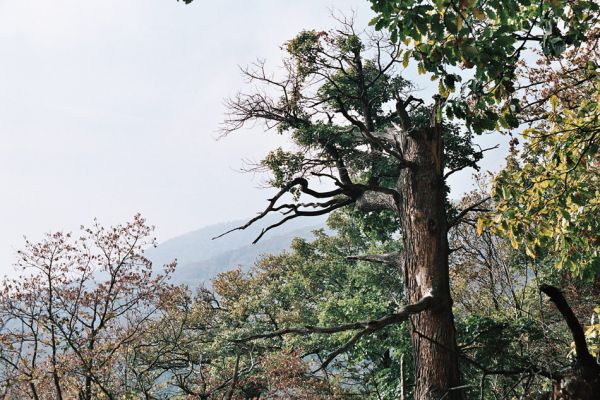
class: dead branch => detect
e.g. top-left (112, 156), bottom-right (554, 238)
top-left (234, 294), bottom-right (434, 370)
top-left (347, 251), bottom-right (402, 267)
top-left (447, 197), bottom-right (491, 230)
top-left (213, 176), bottom-right (400, 243)
top-left (540, 284), bottom-right (600, 373)
top-left (443, 145), bottom-right (500, 179)
top-left (212, 177), bottom-right (345, 240)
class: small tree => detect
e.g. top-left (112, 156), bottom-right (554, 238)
top-left (0, 214), bottom-right (174, 400)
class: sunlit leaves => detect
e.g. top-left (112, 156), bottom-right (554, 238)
top-left (580, 307), bottom-right (600, 358)
top-left (368, 0), bottom-right (599, 132)
top-left (488, 86), bottom-right (600, 278)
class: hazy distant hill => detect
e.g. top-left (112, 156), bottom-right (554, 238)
top-left (145, 215), bottom-right (327, 287)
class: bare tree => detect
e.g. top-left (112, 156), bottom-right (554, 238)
top-left (0, 215), bottom-right (174, 400)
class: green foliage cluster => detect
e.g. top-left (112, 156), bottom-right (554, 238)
top-left (490, 87), bottom-right (600, 279)
top-left (208, 210), bottom-right (411, 397)
top-left (368, 0), bottom-right (599, 132)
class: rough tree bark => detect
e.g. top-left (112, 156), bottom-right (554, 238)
top-left (397, 124), bottom-right (462, 399)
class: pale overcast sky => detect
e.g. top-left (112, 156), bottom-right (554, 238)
top-left (0, 0), bottom-right (505, 276)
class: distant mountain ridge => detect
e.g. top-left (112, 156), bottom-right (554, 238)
top-left (145, 215), bottom-right (327, 287)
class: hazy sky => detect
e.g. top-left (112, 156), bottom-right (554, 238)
top-left (0, 0), bottom-right (506, 276)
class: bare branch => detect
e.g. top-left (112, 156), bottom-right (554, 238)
top-left (447, 197), bottom-right (491, 230)
top-left (355, 190), bottom-right (399, 213)
top-left (540, 284), bottom-right (600, 373)
top-left (235, 294), bottom-right (434, 370)
top-left (443, 145), bottom-right (499, 179)
top-left (238, 294), bottom-right (433, 340)
top-left (347, 251), bottom-right (402, 267)
top-left (250, 198), bottom-right (354, 244)
top-left (213, 174), bottom-right (400, 243)
top-left (212, 177), bottom-right (345, 240)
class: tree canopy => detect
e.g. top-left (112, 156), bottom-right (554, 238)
top-left (368, 0), bottom-right (600, 132)
top-left (0, 1), bottom-right (598, 398)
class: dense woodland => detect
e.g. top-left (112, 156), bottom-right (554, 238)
top-left (1, 0), bottom-right (600, 399)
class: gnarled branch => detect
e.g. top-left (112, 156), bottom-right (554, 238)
top-left (214, 176), bottom-right (400, 243)
top-left (540, 284), bottom-right (600, 373)
top-left (235, 294), bottom-right (434, 370)
top-left (347, 251), bottom-right (402, 267)
top-left (355, 190), bottom-right (399, 213)
top-left (212, 177), bottom-right (347, 242)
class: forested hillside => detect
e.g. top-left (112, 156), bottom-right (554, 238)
top-left (146, 216), bottom-right (326, 286)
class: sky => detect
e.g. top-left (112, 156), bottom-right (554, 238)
top-left (0, 0), bottom-right (507, 276)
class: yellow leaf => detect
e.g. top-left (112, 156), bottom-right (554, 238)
top-left (472, 8), bottom-right (486, 21)
top-left (585, 325), bottom-right (595, 335)
top-left (403, 51), bottom-right (410, 68)
top-left (525, 245), bottom-right (536, 259)
top-left (550, 95), bottom-right (559, 111)
top-left (508, 231), bottom-right (519, 249)
top-left (476, 218), bottom-right (485, 235)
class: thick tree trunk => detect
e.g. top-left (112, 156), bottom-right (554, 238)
top-left (398, 125), bottom-right (463, 400)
